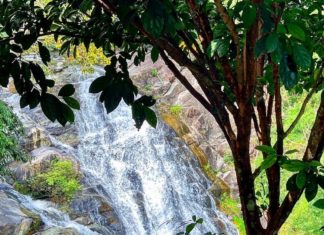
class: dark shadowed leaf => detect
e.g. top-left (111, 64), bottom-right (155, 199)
top-left (151, 47), bottom-right (159, 63)
top-left (144, 107), bottom-right (157, 128)
top-left (313, 199), bottom-right (324, 209)
top-left (38, 42), bottom-right (51, 66)
top-left (64, 97), bottom-right (80, 110)
top-left (296, 171), bottom-right (307, 189)
top-left (89, 76), bottom-right (110, 93)
top-left (41, 93), bottom-right (58, 122)
top-left (58, 84), bottom-right (75, 97)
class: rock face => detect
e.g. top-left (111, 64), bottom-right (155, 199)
top-left (129, 56), bottom-right (238, 195)
top-left (0, 184), bottom-right (41, 235)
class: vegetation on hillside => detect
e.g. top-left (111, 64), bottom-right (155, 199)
top-left (15, 159), bottom-right (82, 203)
top-left (0, 101), bottom-right (27, 174)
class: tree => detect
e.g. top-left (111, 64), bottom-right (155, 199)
top-left (0, 0), bottom-right (323, 234)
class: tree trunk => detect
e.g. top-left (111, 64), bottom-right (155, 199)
top-left (227, 110), bottom-right (264, 235)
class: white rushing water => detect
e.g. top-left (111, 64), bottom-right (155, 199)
top-left (0, 67), bottom-right (237, 235)
top-left (74, 70), bottom-right (237, 235)
top-left (0, 184), bottom-right (98, 235)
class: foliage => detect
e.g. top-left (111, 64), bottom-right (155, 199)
top-left (0, 101), bottom-right (26, 174)
top-left (170, 104), bottom-right (183, 116)
top-left (176, 216), bottom-right (213, 235)
top-left (0, 0), bottom-right (323, 234)
top-left (15, 159), bottom-right (81, 203)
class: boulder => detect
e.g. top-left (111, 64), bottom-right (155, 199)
top-left (12, 147), bottom-right (80, 181)
top-left (37, 227), bottom-right (79, 235)
top-left (0, 184), bottom-right (42, 235)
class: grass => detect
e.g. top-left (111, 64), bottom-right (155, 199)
top-left (218, 194), bottom-right (246, 235)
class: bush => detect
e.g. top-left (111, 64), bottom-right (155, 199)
top-left (170, 104), bottom-right (183, 116)
top-left (17, 159), bottom-right (82, 203)
top-left (0, 101), bottom-right (27, 174)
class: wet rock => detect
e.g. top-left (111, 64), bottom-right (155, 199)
top-left (69, 188), bottom-right (124, 234)
top-left (0, 185), bottom-right (41, 235)
top-left (22, 127), bottom-right (52, 151)
top-left (12, 147), bottom-right (80, 181)
top-left (220, 170), bottom-right (238, 197)
top-left (37, 227), bottom-right (79, 235)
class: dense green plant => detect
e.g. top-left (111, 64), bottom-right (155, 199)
top-left (170, 104), bottom-right (183, 116)
top-left (0, 101), bottom-right (26, 174)
top-left (16, 159), bottom-right (82, 203)
top-left (0, 0), bottom-right (323, 234)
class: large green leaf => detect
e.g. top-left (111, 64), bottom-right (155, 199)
top-left (292, 44), bottom-right (312, 69)
top-left (242, 4), bottom-right (257, 29)
top-left (266, 33), bottom-right (279, 53)
top-left (260, 155), bottom-right (277, 170)
top-left (287, 23), bottom-right (305, 41)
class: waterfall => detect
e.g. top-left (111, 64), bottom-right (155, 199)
top-left (74, 70), bottom-right (237, 235)
top-left (0, 67), bottom-right (238, 235)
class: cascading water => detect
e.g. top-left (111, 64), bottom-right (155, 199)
top-left (74, 69), bottom-right (238, 235)
top-left (0, 66), bottom-right (237, 235)
top-left (0, 184), bottom-right (98, 235)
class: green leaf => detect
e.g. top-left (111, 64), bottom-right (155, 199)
top-left (144, 107), bottom-right (157, 128)
top-left (58, 84), bottom-right (75, 97)
top-left (260, 155), bottom-right (277, 170)
top-left (266, 33), bottom-right (279, 53)
top-left (281, 160), bottom-right (307, 172)
top-left (296, 171), bottom-right (307, 189)
top-left (89, 76), bottom-right (110, 93)
top-left (292, 44), bottom-right (312, 69)
top-left (286, 174), bottom-right (298, 191)
top-left (285, 149), bottom-right (299, 155)
top-left (151, 47), bottom-right (159, 63)
top-left (242, 4), bottom-right (257, 29)
top-left (313, 199), bottom-right (324, 209)
top-left (287, 23), bottom-right (305, 41)
top-left (207, 40), bottom-right (217, 58)
top-left (279, 55), bottom-right (298, 90)
top-left (254, 36), bottom-right (267, 57)
top-left (185, 223), bottom-right (196, 234)
top-left (63, 97), bottom-right (80, 110)
top-left (305, 180), bottom-right (318, 202)
top-left (38, 42), bottom-right (51, 66)
top-left (255, 145), bottom-right (276, 155)
top-left (61, 103), bottom-right (75, 123)
top-left (317, 175), bottom-right (324, 189)
top-left (196, 218), bottom-right (203, 224)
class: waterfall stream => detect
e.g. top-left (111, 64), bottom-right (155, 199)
top-left (0, 67), bottom-right (237, 235)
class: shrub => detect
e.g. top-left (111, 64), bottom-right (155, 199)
top-left (17, 159), bottom-right (82, 203)
top-left (0, 101), bottom-right (27, 174)
top-left (170, 104), bottom-right (183, 116)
